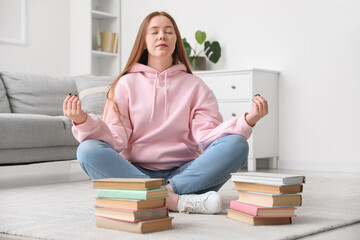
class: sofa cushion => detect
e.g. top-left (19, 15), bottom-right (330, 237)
top-left (0, 74), bottom-right (11, 113)
top-left (75, 75), bottom-right (116, 116)
top-left (0, 113), bottom-right (79, 149)
top-left (1, 72), bottom-right (78, 116)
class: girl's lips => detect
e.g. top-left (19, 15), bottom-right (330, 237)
top-left (157, 44), bottom-right (168, 47)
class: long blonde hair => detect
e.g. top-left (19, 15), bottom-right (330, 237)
top-left (104, 11), bottom-right (192, 135)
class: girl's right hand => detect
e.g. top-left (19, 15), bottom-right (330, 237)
top-left (63, 94), bottom-right (87, 125)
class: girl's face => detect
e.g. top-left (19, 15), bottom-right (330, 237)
top-left (145, 15), bottom-right (177, 61)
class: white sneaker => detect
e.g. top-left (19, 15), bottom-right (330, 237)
top-left (178, 191), bottom-right (223, 214)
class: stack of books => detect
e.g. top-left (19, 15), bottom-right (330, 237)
top-left (93, 178), bottom-right (173, 233)
top-left (227, 172), bottom-right (305, 226)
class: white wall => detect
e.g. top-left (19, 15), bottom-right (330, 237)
top-left (0, 0), bottom-right (70, 76)
top-left (121, 0), bottom-right (360, 172)
top-left (0, 0), bottom-right (359, 173)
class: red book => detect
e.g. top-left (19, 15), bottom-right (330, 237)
top-left (230, 200), bottom-right (296, 217)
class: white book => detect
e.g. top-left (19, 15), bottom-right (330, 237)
top-left (238, 190), bottom-right (301, 196)
top-left (231, 172), bottom-right (305, 185)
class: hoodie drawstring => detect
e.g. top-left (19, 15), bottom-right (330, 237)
top-left (149, 72), bottom-right (169, 122)
top-left (149, 72), bottom-right (158, 122)
top-left (164, 72), bottom-right (168, 120)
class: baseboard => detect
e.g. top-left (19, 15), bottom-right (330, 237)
top-left (0, 160), bottom-right (89, 189)
top-left (278, 159), bottom-right (360, 173)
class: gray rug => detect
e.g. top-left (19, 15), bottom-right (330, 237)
top-left (1, 170), bottom-right (360, 240)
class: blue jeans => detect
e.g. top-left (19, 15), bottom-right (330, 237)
top-left (77, 135), bottom-right (249, 195)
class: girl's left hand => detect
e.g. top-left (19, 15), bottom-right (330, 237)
top-left (245, 94), bottom-right (268, 127)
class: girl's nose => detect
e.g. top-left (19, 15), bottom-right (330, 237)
top-left (159, 31), bottom-right (166, 40)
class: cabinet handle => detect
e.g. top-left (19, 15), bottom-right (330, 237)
top-left (231, 85), bottom-right (236, 89)
top-left (232, 113), bottom-right (237, 117)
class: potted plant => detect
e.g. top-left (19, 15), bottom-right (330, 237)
top-left (182, 30), bottom-right (221, 70)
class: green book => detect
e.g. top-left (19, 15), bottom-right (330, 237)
top-left (97, 187), bottom-right (168, 200)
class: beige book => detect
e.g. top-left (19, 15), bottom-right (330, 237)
top-left (112, 33), bottom-right (118, 53)
top-left (95, 206), bottom-right (168, 222)
top-left (101, 31), bottom-right (112, 52)
top-left (227, 209), bottom-right (292, 226)
top-left (95, 198), bottom-right (165, 210)
top-left (96, 216), bottom-right (174, 233)
top-left (234, 182), bottom-right (303, 194)
top-left (238, 191), bottom-right (302, 207)
top-left (93, 178), bottom-right (164, 190)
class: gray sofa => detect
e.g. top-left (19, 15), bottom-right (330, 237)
top-left (0, 72), bottom-right (115, 165)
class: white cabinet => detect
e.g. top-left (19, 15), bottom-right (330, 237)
top-left (195, 69), bottom-right (279, 171)
top-left (70, 0), bottom-right (121, 76)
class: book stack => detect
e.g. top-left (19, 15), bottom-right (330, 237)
top-left (100, 31), bottom-right (119, 53)
top-left (227, 172), bottom-right (305, 226)
top-left (93, 178), bottom-right (173, 233)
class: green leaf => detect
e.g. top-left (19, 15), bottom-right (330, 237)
top-left (182, 38), bottom-right (192, 59)
top-left (204, 41), bottom-right (221, 63)
top-left (195, 30), bottom-right (206, 45)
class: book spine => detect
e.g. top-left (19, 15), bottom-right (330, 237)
top-left (230, 200), bottom-right (259, 216)
top-left (112, 33), bottom-right (118, 53)
top-left (232, 177), bottom-right (303, 185)
top-left (97, 188), bottom-right (167, 200)
top-left (94, 214), bottom-right (169, 223)
top-left (95, 206), bottom-right (168, 213)
top-left (97, 189), bottom-right (148, 200)
top-left (232, 179), bottom-right (286, 186)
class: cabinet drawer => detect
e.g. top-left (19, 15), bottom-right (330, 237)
top-left (202, 73), bottom-right (252, 100)
top-left (218, 101), bottom-right (252, 121)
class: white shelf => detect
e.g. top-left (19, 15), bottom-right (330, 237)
top-left (92, 50), bottom-right (118, 57)
top-left (92, 10), bottom-right (117, 19)
top-left (70, 0), bottom-right (120, 76)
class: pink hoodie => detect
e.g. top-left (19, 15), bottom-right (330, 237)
top-left (72, 63), bottom-right (253, 170)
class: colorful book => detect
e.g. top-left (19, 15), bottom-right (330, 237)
top-left (237, 191), bottom-right (302, 207)
top-left (95, 206), bottom-right (169, 222)
top-left (97, 187), bottom-right (168, 200)
top-left (231, 172), bottom-right (306, 185)
top-left (95, 197), bottom-right (166, 210)
top-left (96, 216), bottom-right (174, 233)
top-left (230, 200), bottom-right (296, 217)
top-left (226, 209), bottom-right (292, 226)
top-left (93, 178), bottom-right (164, 190)
top-left (234, 182), bottom-right (303, 194)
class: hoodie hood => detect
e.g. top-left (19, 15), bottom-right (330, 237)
top-left (128, 63), bottom-right (188, 122)
top-left (128, 63), bottom-right (187, 76)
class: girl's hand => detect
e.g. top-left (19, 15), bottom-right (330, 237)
top-left (245, 94), bottom-right (268, 127)
top-left (63, 94), bottom-right (87, 125)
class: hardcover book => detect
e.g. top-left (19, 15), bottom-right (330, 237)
top-left (97, 187), bottom-right (168, 200)
top-left (226, 209), bottom-right (292, 226)
top-left (95, 206), bottom-right (169, 222)
top-left (230, 200), bottom-right (296, 217)
top-left (234, 182), bottom-right (303, 194)
top-left (231, 172), bottom-right (306, 185)
top-left (95, 197), bottom-right (166, 210)
top-left (93, 178), bottom-right (164, 190)
top-left (237, 191), bottom-right (302, 207)
top-left (96, 216), bottom-right (174, 233)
